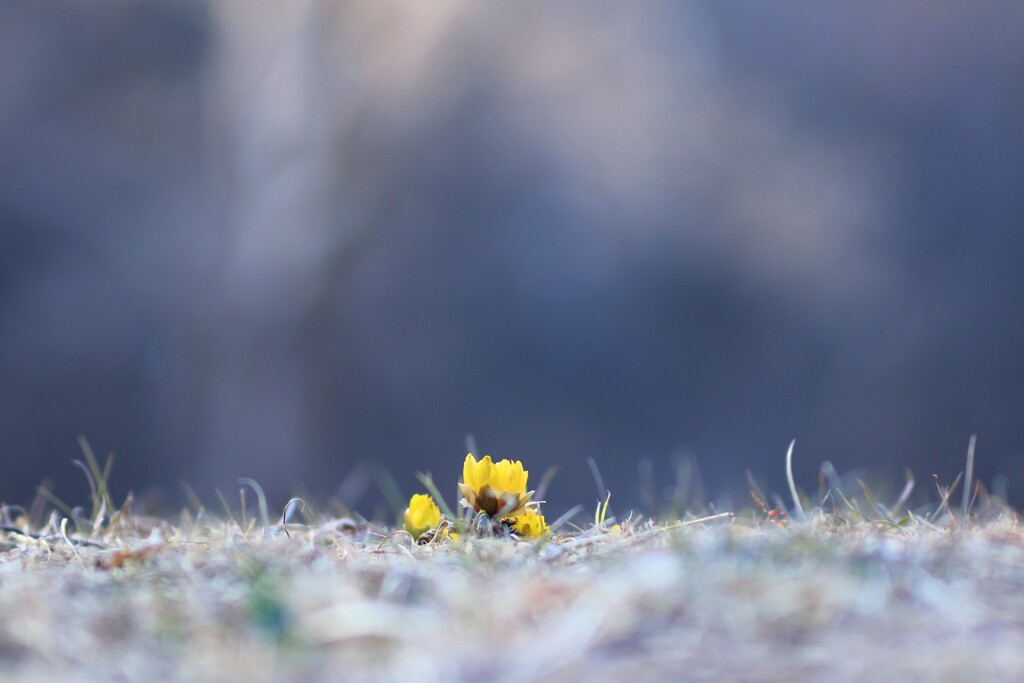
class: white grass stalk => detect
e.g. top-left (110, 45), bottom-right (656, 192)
top-left (60, 517), bottom-right (84, 567)
top-left (961, 434), bottom-right (977, 526)
top-left (786, 439), bottom-right (805, 521)
top-left (891, 469), bottom-right (915, 517)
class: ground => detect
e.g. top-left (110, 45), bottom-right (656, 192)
top-left (1, 496), bottom-right (1023, 683)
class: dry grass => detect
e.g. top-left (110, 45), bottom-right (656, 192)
top-left (2, 455), bottom-right (1024, 683)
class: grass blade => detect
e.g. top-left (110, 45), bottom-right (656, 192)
top-left (550, 505), bottom-right (583, 532)
top-left (415, 472), bottom-right (457, 522)
top-left (786, 439), bottom-right (805, 521)
top-left (961, 435), bottom-right (977, 526)
top-left (586, 457), bottom-right (606, 501)
top-left (238, 478), bottom-right (270, 527)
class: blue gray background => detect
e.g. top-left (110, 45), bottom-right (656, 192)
top-left (2, 1), bottom-right (1023, 516)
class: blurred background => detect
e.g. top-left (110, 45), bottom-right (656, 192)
top-left (2, 1), bottom-right (1023, 517)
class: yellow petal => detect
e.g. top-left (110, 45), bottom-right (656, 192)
top-left (493, 459), bottom-right (528, 494)
top-left (463, 453), bottom-right (495, 492)
top-left (462, 453), bottom-right (477, 488)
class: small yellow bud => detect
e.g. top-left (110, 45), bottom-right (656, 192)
top-left (404, 494), bottom-right (441, 541)
top-left (511, 509), bottom-right (549, 539)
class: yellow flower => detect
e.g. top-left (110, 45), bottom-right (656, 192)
top-left (511, 509), bottom-right (549, 538)
top-left (404, 493), bottom-right (441, 541)
top-left (459, 454), bottom-right (533, 518)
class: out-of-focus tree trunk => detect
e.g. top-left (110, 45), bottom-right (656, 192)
top-left (195, 0), bottom-right (340, 488)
